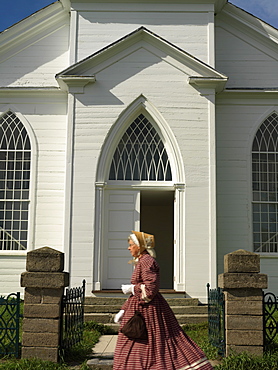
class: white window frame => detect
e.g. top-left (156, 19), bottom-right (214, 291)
top-left (252, 112), bottom-right (278, 254)
top-left (0, 108), bottom-right (37, 255)
top-left (109, 113), bottom-right (172, 182)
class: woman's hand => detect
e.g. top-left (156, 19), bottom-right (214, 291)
top-left (114, 309), bottom-right (125, 323)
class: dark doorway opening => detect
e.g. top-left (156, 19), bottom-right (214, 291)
top-left (140, 190), bottom-right (174, 289)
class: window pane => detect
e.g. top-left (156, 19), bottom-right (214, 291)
top-left (109, 114), bottom-right (172, 181)
top-left (0, 112), bottom-right (30, 250)
top-left (252, 113), bottom-right (278, 253)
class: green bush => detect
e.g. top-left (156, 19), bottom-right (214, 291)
top-left (215, 351), bottom-right (278, 370)
top-left (0, 358), bottom-right (68, 370)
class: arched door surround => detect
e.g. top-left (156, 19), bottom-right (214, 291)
top-left (94, 95), bottom-right (186, 291)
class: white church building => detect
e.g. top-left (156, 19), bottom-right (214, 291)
top-left (1, 0), bottom-right (278, 301)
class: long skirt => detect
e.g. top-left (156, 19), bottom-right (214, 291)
top-left (113, 293), bottom-right (213, 370)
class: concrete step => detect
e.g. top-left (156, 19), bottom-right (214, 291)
top-left (85, 297), bottom-right (127, 305)
top-left (84, 296), bottom-right (207, 325)
top-left (85, 304), bottom-right (207, 314)
top-left (165, 298), bottom-right (199, 306)
top-left (85, 296), bottom-right (199, 306)
top-left (87, 357), bottom-right (113, 369)
top-left (85, 313), bottom-right (114, 324)
top-left (85, 305), bottom-right (120, 313)
top-left (172, 306), bottom-right (207, 314)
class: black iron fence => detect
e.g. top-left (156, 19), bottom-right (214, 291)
top-left (60, 280), bottom-right (86, 353)
top-left (0, 292), bottom-right (22, 357)
top-left (263, 291), bottom-right (278, 349)
top-left (207, 283), bottom-right (225, 356)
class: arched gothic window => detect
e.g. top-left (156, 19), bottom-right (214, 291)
top-left (0, 111), bottom-right (31, 250)
top-left (252, 112), bottom-right (278, 253)
top-left (109, 114), bottom-right (172, 181)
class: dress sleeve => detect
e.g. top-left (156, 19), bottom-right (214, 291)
top-left (134, 256), bottom-right (159, 303)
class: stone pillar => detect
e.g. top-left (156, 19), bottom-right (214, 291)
top-left (21, 247), bottom-right (69, 362)
top-left (218, 249), bottom-right (267, 356)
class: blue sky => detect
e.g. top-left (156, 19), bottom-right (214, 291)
top-left (0, 0), bottom-right (277, 33)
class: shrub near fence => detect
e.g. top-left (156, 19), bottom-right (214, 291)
top-left (0, 292), bottom-right (22, 357)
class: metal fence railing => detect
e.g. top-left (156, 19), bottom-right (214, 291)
top-left (207, 283), bottom-right (225, 357)
top-left (263, 291), bottom-right (278, 350)
top-left (0, 292), bottom-right (22, 357)
top-left (60, 280), bottom-right (86, 353)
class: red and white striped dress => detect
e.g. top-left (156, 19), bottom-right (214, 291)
top-left (113, 254), bottom-right (213, 370)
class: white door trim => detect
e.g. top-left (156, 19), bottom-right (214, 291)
top-left (94, 95), bottom-right (186, 291)
top-left (93, 182), bottom-right (186, 291)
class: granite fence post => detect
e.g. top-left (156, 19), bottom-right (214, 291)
top-left (218, 249), bottom-right (267, 356)
top-left (20, 247), bottom-right (69, 362)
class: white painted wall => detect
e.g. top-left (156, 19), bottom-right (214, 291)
top-left (69, 44), bottom-right (213, 299)
top-left (0, 93), bottom-right (67, 295)
top-left (0, 0), bottom-right (277, 299)
top-left (0, 14), bottom-right (69, 87)
top-left (74, 2), bottom-right (214, 64)
top-left (0, 254), bottom-right (26, 295)
top-left (216, 15), bottom-right (278, 88)
top-left (216, 94), bottom-right (278, 292)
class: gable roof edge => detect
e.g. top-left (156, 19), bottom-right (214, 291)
top-left (0, 2), bottom-right (66, 53)
top-left (223, 3), bottom-right (278, 44)
top-left (56, 26), bottom-right (228, 80)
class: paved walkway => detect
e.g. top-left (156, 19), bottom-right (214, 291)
top-left (92, 335), bottom-right (118, 357)
top-left (87, 335), bottom-right (116, 368)
top-left (87, 335), bottom-right (220, 369)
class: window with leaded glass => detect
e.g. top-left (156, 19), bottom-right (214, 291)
top-left (0, 111), bottom-right (31, 250)
top-left (109, 114), bottom-right (172, 181)
top-left (252, 112), bottom-right (278, 253)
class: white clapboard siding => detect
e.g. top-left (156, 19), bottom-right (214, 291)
top-left (216, 97), bottom-right (278, 275)
top-left (77, 7), bottom-right (210, 63)
top-left (0, 98), bottom-right (67, 262)
top-left (261, 258), bottom-right (278, 293)
top-left (69, 48), bottom-right (212, 297)
top-left (0, 17), bottom-right (69, 87)
top-left (0, 0), bottom-right (277, 298)
top-left (215, 22), bottom-right (278, 88)
top-left (0, 256), bottom-right (26, 296)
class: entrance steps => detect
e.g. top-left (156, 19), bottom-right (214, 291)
top-left (84, 292), bottom-right (208, 327)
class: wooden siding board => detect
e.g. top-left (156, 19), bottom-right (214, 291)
top-left (77, 11), bottom-right (209, 62)
top-left (215, 26), bottom-right (278, 88)
top-left (0, 258), bottom-right (26, 295)
top-left (0, 97), bottom-right (67, 259)
top-left (0, 23), bottom-right (69, 87)
top-left (71, 51), bottom-right (212, 295)
top-left (216, 99), bottom-right (278, 278)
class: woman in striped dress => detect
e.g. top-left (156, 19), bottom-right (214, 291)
top-left (113, 231), bottom-right (213, 370)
